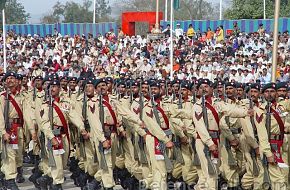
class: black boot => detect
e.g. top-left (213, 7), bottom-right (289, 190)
top-left (227, 186), bottom-right (243, 190)
top-left (15, 167), bottom-right (25, 183)
top-left (50, 184), bottom-right (63, 190)
top-left (125, 176), bottom-right (139, 190)
top-left (218, 174), bottom-right (228, 190)
top-left (116, 168), bottom-right (131, 189)
top-left (104, 188), bottom-right (113, 190)
top-left (0, 172), bottom-right (6, 190)
top-left (5, 179), bottom-right (19, 190)
top-left (36, 175), bottom-right (52, 190)
top-left (68, 157), bottom-right (79, 172)
top-left (186, 183), bottom-right (196, 190)
top-left (76, 171), bottom-right (89, 188)
top-left (28, 166), bottom-right (43, 189)
top-left (85, 178), bottom-right (101, 190)
top-left (70, 166), bottom-right (81, 186)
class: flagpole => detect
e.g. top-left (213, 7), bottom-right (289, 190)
top-left (165, 0), bottom-right (168, 22)
top-left (263, 0), bottom-right (266, 19)
top-left (219, 0), bottom-right (223, 20)
top-left (93, 0), bottom-right (96, 23)
top-left (170, 0), bottom-right (174, 80)
top-left (156, 0), bottom-right (159, 28)
top-left (2, 9), bottom-right (7, 73)
top-left (271, 0), bottom-right (280, 82)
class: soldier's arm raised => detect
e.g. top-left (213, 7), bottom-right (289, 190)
top-left (217, 102), bottom-right (249, 118)
top-left (169, 104), bottom-right (193, 120)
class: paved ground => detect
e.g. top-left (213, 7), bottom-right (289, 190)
top-left (18, 165), bottom-right (124, 190)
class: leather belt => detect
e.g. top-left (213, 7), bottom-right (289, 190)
top-left (269, 134), bottom-right (283, 141)
top-left (9, 118), bottom-right (23, 125)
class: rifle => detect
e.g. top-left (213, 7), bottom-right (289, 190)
top-left (79, 90), bottom-right (88, 160)
top-left (33, 86), bottom-right (37, 101)
top-left (224, 116), bottom-right (238, 167)
top-left (261, 101), bottom-right (271, 189)
top-left (165, 80), bottom-right (169, 98)
top-left (47, 87), bottom-right (57, 167)
top-left (172, 84), bottom-right (185, 164)
top-left (98, 92), bottom-right (109, 171)
top-left (1, 88), bottom-right (10, 160)
top-left (201, 90), bottom-right (217, 175)
top-left (138, 84), bottom-right (148, 164)
top-left (249, 95), bottom-right (260, 177)
top-left (192, 83), bottom-right (197, 104)
top-left (149, 86), bottom-right (173, 173)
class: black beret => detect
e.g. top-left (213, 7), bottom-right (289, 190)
top-left (106, 77), bottom-right (114, 84)
top-left (33, 76), bottom-right (43, 81)
top-left (3, 71), bottom-right (17, 81)
top-left (49, 80), bottom-right (60, 86)
top-left (262, 83), bottom-right (276, 93)
top-left (249, 83), bottom-right (261, 91)
top-left (16, 74), bottom-right (23, 80)
top-left (225, 82), bottom-right (236, 88)
top-left (69, 77), bottom-right (77, 82)
top-left (117, 81), bottom-right (126, 87)
top-left (85, 78), bottom-right (95, 85)
top-left (77, 77), bottom-right (87, 82)
top-left (171, 79), bottom-right (181, 86)
top-left (235, 83), bottom-right (244, 89)
top-left (94, 78), bottom-right (107, 87)
top-left (276, 82), bottom-right (288, 89)
top-left (142, 80), bottom-right (150, 85)
top-left (180, 82), bottom-right (190, 90)
top-left (60, 76), bottom-right (69, 81)
top-left (149, 81), bottom-right (161, 88)
top-left (131, 80), bottom-right (139, 87)
top-left (197, 79), bottom-right (211, 89)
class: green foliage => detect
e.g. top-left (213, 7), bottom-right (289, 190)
top-left (225, 0), bottom-right (290, 19)
top-left (41, 0), bottom-right (112, 24)
top-left (4, 0), bottom-right (30, 24)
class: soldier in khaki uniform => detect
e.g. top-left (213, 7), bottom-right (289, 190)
top-left (0, 72), bottom-right (33, 190)
top-left (38, 79), bottom-right (85, 190)
top-left (168, 82), bottom-right (198, 189)
top-left (171, 79), bottom-right (253, 190)
top-left (253, 83), bottom-right (288, 190)
top-left (140, 81), bottom-right (174, 190)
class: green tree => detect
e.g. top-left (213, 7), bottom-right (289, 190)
top-left (225, 0), bottom-right (290, 19)
top-left (41, 0), bottom-right (112, 24)
top-left (3, 0), bottom-right (30, 24)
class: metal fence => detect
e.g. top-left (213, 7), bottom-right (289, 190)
top-left (161, 18), bottom-right (290, 33)
top-left (5, 22), bottom-right (117, 37)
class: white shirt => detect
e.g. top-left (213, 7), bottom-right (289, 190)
top-left (175, 28), bottom-right (184, 37)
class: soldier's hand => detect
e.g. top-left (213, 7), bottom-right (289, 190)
top-left (267, 155), bottom-right (276, 165)
top-left (102, 140), bottom-right (111, 149)
top-left (230, 139), bottom-right (239, 149)
top-left (51, 137), bottom-right (59, 147)
top-left (255, 147), bottom-right (260, 156)
top-left (166, 141), bottom-right (174, 148)
top-left (247, 109), bottom-right (254, 117)
top-left (209, 144), bottom-right (218, 154)
top-left (143, 134), bottom-right (147, 142)
top-left (120, 131), bottom-right (127, 138)
top-left (140, 121), bottom-right (146, 129)
top-left (2, 132), bottom-right (10, 143)
top-left (180, 136), bottom-right (188, 144)
top-left (81, 130), bottom-right (89, 140)
top-left (31, 132), bottom-right (38, 142)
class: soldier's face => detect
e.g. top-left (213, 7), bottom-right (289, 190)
top-left (35, 79), bottom-right (43, 89)
top-left (43, 81), bottom-right (50, 90)
top-left (181, 88), bottom-right (189, 98)
top-left (96, 82), bottom-right (108, 95)
top-left (217, 85), bottom-right (223, 95)
top-left (85, 84), bottom-right (95, 96)
top-left (225, 86), bottom-right (236, 98)
top-left (5, 76), bottom-right (17, 88)
top-left (107, 82), bottom-right (113, 91)
top-left (250, 89), bottom-right (260, 101)
top-left (172, 84), bottom-right (179, 93)
top-left (132, 86), bottom-right (139, 96)
top-left (60, 80), bottom-right (68, 88)
top-left (50, 85), bottom-right (60, 97)
top-left (22, 77), bottom-right (28, 85)
top-left (151, 86), bottom-right (160, 98)
top-left (236, 88), bottom-right (244, 99)
top-left (69, 81), bottom-right (77, 90)
top-left (198, 84), bottom-right (212, 97)
top-left (277, 88), bottom-right (287, 98)
top-left (263, 88), bottom-right (276, 101)
top-left (141, 84), bottom-right (149, 97)
top-left (118, 85), bottom-right (126, 95)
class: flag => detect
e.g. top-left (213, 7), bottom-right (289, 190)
top-left (174, 0), bottom-right (180, 10)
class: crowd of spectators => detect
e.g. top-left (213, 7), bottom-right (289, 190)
top-left (0, 23), bottom-right (289, 86)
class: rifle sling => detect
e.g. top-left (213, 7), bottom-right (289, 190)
top-left (2, 93), bottom-right (23, 124)
top-left (53, 102), bottom-right (70, 155)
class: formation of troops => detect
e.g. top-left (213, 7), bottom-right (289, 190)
top-left (0, 71), bottom-right (289, 190)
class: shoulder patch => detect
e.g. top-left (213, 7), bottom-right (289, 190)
top-left (89, 104), bottom-right (95, 114)
top-left (40, 109), bottom-right (44, 118)
top-left (195, 111), bottom-right (203, 121)
top-left (256, 113), bottom-right (263, 123)
top-left (146, 110), bottom-right (153, 118)
top-left (133, 107), bottom-right (140, 114)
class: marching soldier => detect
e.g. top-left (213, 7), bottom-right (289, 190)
top-left (140, 81), bottom-right (174, 190)
top-left (171, 79), bottom-right (253, 190)
top-left (253, 83), bottom-right (289, 190)
top-left (37, 79), bottom-right (85, 190)
top-left (0, 72), bottom-right (33, 190)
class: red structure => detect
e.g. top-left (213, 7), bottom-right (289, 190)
top-left (122, 12), bottom-right (163, 36)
